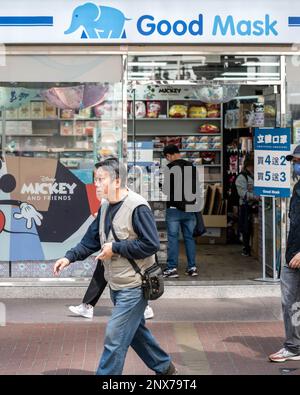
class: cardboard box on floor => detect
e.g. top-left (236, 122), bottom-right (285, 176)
top-left (197, 185), bottom-right (227, 244)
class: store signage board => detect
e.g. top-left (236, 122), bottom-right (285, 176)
top-left (0, 0), bottom-right (300, 43)
top-left (128, 141), bottom-right (154, 166)
top-left (128, 85), bottom-right (202, 101)
top-left (254, 128), bottom-right (291, 198)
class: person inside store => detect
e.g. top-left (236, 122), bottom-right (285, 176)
top-left (235, 156), bottom-right (259, 257)
top-left (269, 145), bottom-right (300, 362)
top-left (53, 158), bottom-right (176, 375)
top-left (162, 144), bottom-right (199, 278)
top-left (67, 163), bottom-right (154, 321)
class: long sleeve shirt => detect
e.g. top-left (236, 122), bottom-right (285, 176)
top-left (235, 171), bottom-right (255, 205)
top-left (64, 201), bottom-right (160, 263)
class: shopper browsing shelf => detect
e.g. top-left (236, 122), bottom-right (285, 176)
top-left (162, 144), bottom-right (199, 278)
top-left (235, 157), bottom-right (259, 257)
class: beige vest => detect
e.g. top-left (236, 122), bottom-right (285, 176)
top-left (99, 190), bottom-right (155, 290)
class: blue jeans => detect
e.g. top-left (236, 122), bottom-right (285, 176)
top-left (96, 286), bottom-right (171, 375)
top-left (281, 264), bottom-right (300, 354)
top-left (166, 208), bottom-right (196, 270)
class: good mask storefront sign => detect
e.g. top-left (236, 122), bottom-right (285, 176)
top-left (0, 0), bottom-right (299, 44)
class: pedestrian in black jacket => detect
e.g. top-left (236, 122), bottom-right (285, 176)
top-left (269, 145), bottom-right (300, 362)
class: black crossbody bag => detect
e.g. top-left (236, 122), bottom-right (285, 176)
top-left (109, 211), bottom-right (164, 301)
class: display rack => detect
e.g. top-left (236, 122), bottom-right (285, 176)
top-left (127, 95), bottom-right (225, 257)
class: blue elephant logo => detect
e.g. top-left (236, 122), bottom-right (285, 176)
top-left (65, 2), bottom-right (131, 39)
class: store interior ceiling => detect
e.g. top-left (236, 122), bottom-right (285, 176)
top-left (128, 54), bottom-right (280, 82)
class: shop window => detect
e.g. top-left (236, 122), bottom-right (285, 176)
top-left (0, 54), bottom-right (124, 270)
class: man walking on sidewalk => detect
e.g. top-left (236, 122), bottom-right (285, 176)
top-left (54, 158), bottom-right (176, 375)
top-left (269, 145), bottom-right (300, 362)
top-left (67, 162), bottom-right (154, 320)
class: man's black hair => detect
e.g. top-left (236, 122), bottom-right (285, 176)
top-left (163, 144), bottom-right (180, 157)
top-left (95, 157), bottom-right (127, 188)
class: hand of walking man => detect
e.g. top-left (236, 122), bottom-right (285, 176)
top-left (289, 252), bottom-right (300, 269)
top-left (53, 257), bottom-right (70, 276)
top-left (96, 243), bottom-right (114, 261)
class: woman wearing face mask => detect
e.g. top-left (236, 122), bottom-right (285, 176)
top-left (235, 157), bottom-right (260, 257)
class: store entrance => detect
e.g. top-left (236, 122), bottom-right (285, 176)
top-left (127, 76), bottom-right (281, 282)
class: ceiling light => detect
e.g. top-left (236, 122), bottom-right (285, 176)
top-left (128, 62), bottom-right (168, 67)
top-left (222, 72), bottom-right (280, 76)
top-left (242, 62), bottom-right (280, 67)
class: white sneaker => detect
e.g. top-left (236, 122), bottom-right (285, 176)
top-left (144, 305), bottom-right (154, 320)
top-left (69, 303), bottom-right (94, 319)
top-left (269, 347), bottom-right (300, 362)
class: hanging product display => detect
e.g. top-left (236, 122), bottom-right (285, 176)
top-left (193, 84), bottom-right (240, 104)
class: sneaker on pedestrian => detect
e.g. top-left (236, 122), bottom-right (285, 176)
top-left (241, 248), bottom-right (251, 257)
top-left (185, 267), bottom-right (199, 277)
top-left (144, 305), bottom-right (154, 320)
top-left (163, 268), bottom-right (179, 278)
top-left (68, 303), bottom-right (94, 319)
top-left (269, 347), bottom-right (300, 362)
top-left (157, 361), bottom-right (178, 375)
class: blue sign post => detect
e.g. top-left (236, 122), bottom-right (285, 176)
top-left (254, 128), bottom-right (291, 198)
top-left (254, 127), bottom-right (291, 283)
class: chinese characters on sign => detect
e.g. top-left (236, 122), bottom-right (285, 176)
top-left (254, 128), bottom-right (291, 198)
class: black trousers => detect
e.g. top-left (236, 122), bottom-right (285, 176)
top-left (82, 260), bottom-right (107, 307)
top-left (238, 204), bottom-right (253, 254)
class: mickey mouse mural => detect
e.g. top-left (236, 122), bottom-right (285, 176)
top-left (0, 155), bottom-right (99, 261)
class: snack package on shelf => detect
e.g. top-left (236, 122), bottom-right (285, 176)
top-left (188, 105), bottom-right (207, 118)
top-left (200, 152), bottom-right (217, 165)
top-left (206, 104), bottom-right (220, 118)
top-left (60, 121), bottom-right (74, 135)
top-left (84, 121), bottom-right (97, 136)
top-left (199, 123), bottom-right (220, 133)
top-left (169, 104), bottom-right (187, 118)
top-left (61, 109), bottom-right (75, 119)
top-left (153, 137), bottom-right (167, 149)
top-left (6, 108), bottom-right (19, 119)
top-left (135, 101), bottom-right (146, 118)
top-left (74, 121), bottom-right (85, 136)
top-left (78, 107), bottom-right (92, 118)
top-left (146, 101), bottom-right (161, 118)
top-left (182, 136), bottom-right (199, 144)
top-left (44, 103), bottom-right (57, 118)
top-left (18, 103), bottom-right (31, 119)
top-left (30, 102), bottom-right (44, 119)
top-left (166, 136), bottom-right (181, 148)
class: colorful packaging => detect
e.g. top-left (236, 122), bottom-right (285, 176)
top-left (169, 104), bottom-right (187, 118)
top-left (18, 103), bottom-right (31, 119)
top-left (135, 101), bottom-right (146, 118)
top-left (199, 123), bottom-right (220, 133)
top-left (30, 102), bottom-right (44, 119)
top-left (167, 137), bottom-right (181, 147)
top-left (60, 121), bottom-right (73, 135)
top-left (44, 103), bottom-right (57, 118)
top-left (146, 101), bottom-right (161, 118)
top-left (188, 106), bottom-right (207, 118)
top-left (60, 109), bottom-right (75, 119)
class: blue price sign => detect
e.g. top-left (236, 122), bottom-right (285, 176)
top-left (254, 128), bottom-right (291, 198)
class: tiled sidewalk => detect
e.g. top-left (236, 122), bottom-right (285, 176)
top-left (0, 298), bottom-right (299, 375)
